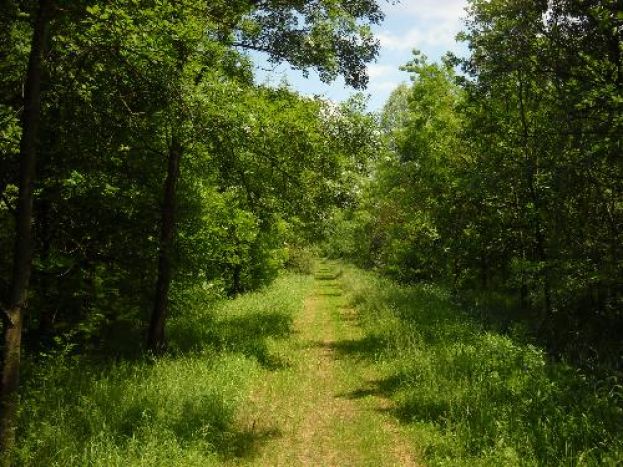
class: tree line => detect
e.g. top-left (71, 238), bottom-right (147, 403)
top-left (326, 0), bottom-right (623, 367)
top-left (3, 0), bottom-right (622, 462)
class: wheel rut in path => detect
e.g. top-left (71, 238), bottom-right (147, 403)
top-left (229, 261), bottom-right (419, 466)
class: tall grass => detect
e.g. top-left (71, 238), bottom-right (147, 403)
top-left (340, 266), bottom-right (623, 466)
top-left (14, 273), bottom-right (313, 466)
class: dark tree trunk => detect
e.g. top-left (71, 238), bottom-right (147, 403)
top-left (230, 263), bottom-right (242, 297)
top-left (147, 136), bottom-right (182, 353)
top-left (1, 0), bottom-right (52, 460)
top-left (480, 255), bottom-right (489, 289)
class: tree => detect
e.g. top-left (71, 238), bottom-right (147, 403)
top-left (1, 0), bottom-right (53, 458)
top-left (144, 0), bottom-right (385, 351)
top-left (341, 0), bottom-right (623, 361)
top-left (0, 0), bottom-right (387, 458)
top-left (460, 0), bottom-right (623, 352)
top-left (339, 51), bottom-right (465, 282)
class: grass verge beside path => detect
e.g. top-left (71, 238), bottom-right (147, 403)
top-left (339, 265), bottom-right (623, 466)
top-left (15, 263), bottom-right (420, 467)
top-left (15, 273), bottom-right (313, 466)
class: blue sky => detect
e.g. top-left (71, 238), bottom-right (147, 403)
top-left (251, 0), bottom-right (469, 111)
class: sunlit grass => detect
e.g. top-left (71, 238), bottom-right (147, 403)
top-left (15, 264), bottom-right (623, 465)
top-left (340, 265), bottom-right (623, 466)
top-left (15, 273), bottom-right (313, 466)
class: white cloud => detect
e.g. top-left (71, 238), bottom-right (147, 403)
top-left (370, 79), bottom-right (403, 93)
top-left (384, 0), bottom-right (467, 21)
top-left (377, 24), bottom-right (460, 52)
top-left (377, 0), bottom-right (468, 52)
top-left (367, 64), bottom-right (396, 79)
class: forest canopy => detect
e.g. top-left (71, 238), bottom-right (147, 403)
top-left (326, 0), bottom-right (623, 363)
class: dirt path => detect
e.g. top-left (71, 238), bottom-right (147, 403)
top-left (228, 261), bottom-right (419, 466)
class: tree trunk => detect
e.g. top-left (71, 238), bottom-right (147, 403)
top-left (147, 136), bottom-right (182, 353)
top-left (1, 0), bottom-right (52, 460)
top-left (230, 263), bottom-right (242, 297)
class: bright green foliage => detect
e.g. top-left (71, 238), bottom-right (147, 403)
top-left (319, 1), bottom-right (623, 461)
top-left (4, 0), bottom-right (623, 463)
top-left (326, 52), bottom-right (464, 282)
top-left (329, 0), bottom-right (623, 363)
top-left (0, 0), bottom-right (382, 346)
top-left (174, 84), bottom-right (378, 296)
top-left (0, 0), bottom-right (383, 459)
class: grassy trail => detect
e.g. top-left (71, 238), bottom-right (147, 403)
top-left (230, 260), bottom-right (419, 466)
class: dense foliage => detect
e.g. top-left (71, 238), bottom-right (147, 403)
top-left (340, 265), bottom-right (623, 465)
top-left (2, 0), bottom-right (623, 463)
top-left (0, 0), bottom-right (382, 459)
top-left (327, 0), bottom-right (623, 367)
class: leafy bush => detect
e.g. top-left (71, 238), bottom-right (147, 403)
top-left (284, 246), bottom-right (317, 274)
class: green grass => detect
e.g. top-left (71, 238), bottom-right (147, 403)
top-left (225, 259), bottom-right (420, 466)
top-left (14, 273), bottom-right (313, 466)
top-left (15, 264), bottom-right (623, 466)
top-left (339, 265), bottom-right (623, 466)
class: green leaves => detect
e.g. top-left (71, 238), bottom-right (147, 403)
top-left (233, 0), bottom-right (382, 88)
top-left (0, 0), bottom-right (388, 358)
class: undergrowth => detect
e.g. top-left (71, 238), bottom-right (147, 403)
top-left (14, 273), bottom-right (313, 466)
top-left (340, 266), bottom-right (623, 466)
